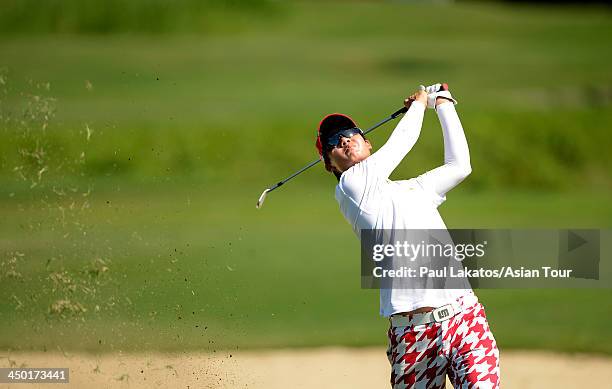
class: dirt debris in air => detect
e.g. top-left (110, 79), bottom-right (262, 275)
top-left (1, 70), bottom-right (121, 333)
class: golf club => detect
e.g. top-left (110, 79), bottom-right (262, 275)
top-left (255, 84), bottom-right (450, 209)
top-left (255, 105), bottom-right (408, 209)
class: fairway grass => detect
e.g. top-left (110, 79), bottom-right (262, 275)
top-left (1, 184), bottom-right (611, 353)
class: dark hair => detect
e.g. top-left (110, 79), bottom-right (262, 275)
top-left (322, 152), bottom-right (342, 181)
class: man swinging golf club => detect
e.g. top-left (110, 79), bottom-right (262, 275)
top-left (315, 84), bottom-right (500, 388)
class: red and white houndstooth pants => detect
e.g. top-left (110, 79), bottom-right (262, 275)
top-left (386, 294), bottom-right (500, 389)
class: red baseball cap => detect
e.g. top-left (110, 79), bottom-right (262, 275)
top-left (315, 113), bottom-right (358, 158)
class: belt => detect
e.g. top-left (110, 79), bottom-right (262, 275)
top-left (389, 294), bottom-right (477, 327)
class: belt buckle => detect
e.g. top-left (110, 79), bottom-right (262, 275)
top-left (432, 304), bottom-right (454, 322)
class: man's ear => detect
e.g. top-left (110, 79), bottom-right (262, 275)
top-left (365, 138), bottom-right (372, 151)
top-left (325, 155), bottom-right (342, 175)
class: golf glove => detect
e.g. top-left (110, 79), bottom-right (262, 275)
top-left (420, 83), bottom-right (458, 110)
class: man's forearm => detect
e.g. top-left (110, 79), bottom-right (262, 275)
top-left (414, 101), bottom-right (471, 198)
top-left (437, 101), bottom-right (471, 172)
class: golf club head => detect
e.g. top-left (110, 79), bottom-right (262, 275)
top-left (256, 188), bottom-right (270, 209)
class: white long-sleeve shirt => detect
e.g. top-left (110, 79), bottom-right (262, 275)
top-left (335, 101), bottom-right (473, 317)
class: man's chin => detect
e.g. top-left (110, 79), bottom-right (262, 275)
top-left (344, 156), bottom-right (367, 170)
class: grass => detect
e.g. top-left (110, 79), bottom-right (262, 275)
top-left (0, 1), bottom-right (611, 354)
top-left (1, 2), bottom-right (611, 189)
top-left (1, 182), bottom-right (611, 353)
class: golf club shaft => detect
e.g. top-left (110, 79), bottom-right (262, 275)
top-left (267, 157), bottom-right (320, 192)
top-left (272, 106), bottom-right (407, 189)
top-left (364, 106), bottom-right (407, 136)
top-left (256, 106), bottom-right (408, 208)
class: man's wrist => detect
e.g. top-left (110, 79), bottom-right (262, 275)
top-left (435, 100), bottom-right (454, 113)
top-left (435, 96), bottom-right (454, 106)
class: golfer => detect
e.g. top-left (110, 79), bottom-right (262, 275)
top-left (315, 85), bottom-right (500, 388)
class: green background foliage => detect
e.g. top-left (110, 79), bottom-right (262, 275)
top-left (0, 1), bottom-right (611, 354)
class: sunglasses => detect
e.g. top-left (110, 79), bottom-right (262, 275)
top-left (325, 127), bottom-right (364, 149)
